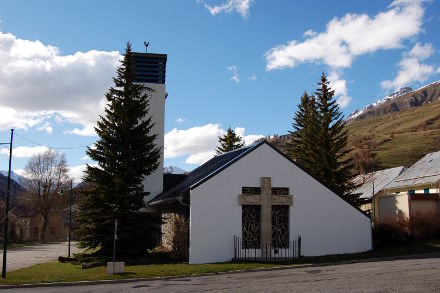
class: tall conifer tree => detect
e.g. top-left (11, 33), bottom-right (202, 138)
top-left (288, 74), bottom-right (359, 207)
top-left (286, 92), bottom-right (320, 175)
top-left (216, 127), bottom-right (245, 154)
top-left (314, 73), bottom-right (357, 205)
top-left (76, 43), bottom-right (161, 257)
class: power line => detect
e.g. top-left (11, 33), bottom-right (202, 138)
top-left (13, 132), bottom-right (90, 150)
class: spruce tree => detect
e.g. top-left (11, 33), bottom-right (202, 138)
top-left (314, 73), bottom-right (358, 205)
top-left (286, 91), bottom-right (320, 175)
top-left (216, 127), bottom-right (245, 154)
top-left (76, 42), bottom-right (161, 257)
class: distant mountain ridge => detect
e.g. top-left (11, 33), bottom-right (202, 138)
top-left (263, 79), bottom-right (440, 172)
top-left (0, 173), bottom-right (24, 202)
top-left (0, 170), bottom-right (25, 185)
top-left (164, 166), bottom-right (187, 174)
top-left (347, 80), bottom-right (440, 121)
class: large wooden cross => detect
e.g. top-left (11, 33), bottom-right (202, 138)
top-left (239, 177), bottom-right (293, 256)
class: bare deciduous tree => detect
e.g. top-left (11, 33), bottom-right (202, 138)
top-left (22, 149), bottom-right (70, 242)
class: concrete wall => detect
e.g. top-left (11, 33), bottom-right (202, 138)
top-left (410, 200), bottom-right (437, 216)
top-left (377, 194), bottom-right (409, 222)
top-left (141, 83), bottom-right (165, 203)
top-left (189, 143), bottom-right (372, 264)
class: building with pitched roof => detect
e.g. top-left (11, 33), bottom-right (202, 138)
top-left (150, 141), bottom-right (372, 264)
top-left (351, 166), bottom-right (406, 215)
top-left (373, 151), bottom-right (440, 223)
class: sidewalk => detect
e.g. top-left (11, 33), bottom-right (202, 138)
top-left (0, 242), bottom-right (80, 272)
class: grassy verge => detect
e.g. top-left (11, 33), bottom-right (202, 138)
top-left (0, 262), bottom-right (282, 285)
top-left (1, 240), bottom-right (439, 285)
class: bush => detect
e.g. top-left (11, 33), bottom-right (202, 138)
top-left (373, 212), bottom-right (440, 248)
top-left (169, 214), bottom-right (189, 261)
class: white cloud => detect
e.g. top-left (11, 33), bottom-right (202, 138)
top-left (408, 43), bottom-right (433, 60)
top-left (45, 126), bottom-right (53, 134)
top-left (176, 117), bottom-right (185, 123)
top-left (0, 146), bottom-right (49, 158)
top-left (328, 71), bottom-right (351, 108)
top-left (199, 0), bottom-right (254, 18)
top-left (165, 123), bottom-right (223, 163)
top-left (64, 123), bottom-right (97, 137)
top-left (68, 165), bottom-right (87, 183)
top-left (266, 0), bottom-right (425, 71)
top-left (234, 127), bottom-right (264, 145)
top-left (14, 169), bottom-right (25, 176)
top-left (228, 65), bottom-right (240, 83)
top-left (37, 122), bottom-right (53, 134)
top-left (303, 29), bottom-right (317, 37)
top-left (68, 163), bottom-right (98, 183)
top-left (0, 31), bottom-right (120, 132)
top-left (80, 155), bottom-right (90, 161)
top-left (437, 67), bottom-right (440, 74)
top-left (165, 123), bottom-right (263, 165)
top-left (249, 73), bottom-right (257, 81)
top-left (186, 150), bottom-right (217, 165)
top-left (381, 43), bottom-right (435, 90)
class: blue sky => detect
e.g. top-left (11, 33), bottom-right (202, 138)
top-left (0, 0), bottom-right (439, 181)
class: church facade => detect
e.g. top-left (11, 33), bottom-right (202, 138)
top-left (134, 49), bottom-right (372, 264)
top-left (150, 141), bottom-right (372, 264)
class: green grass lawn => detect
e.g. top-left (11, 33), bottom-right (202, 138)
top-left (0, 262), bottom-right (283, 285)
top-left (1, 240), bottom-right (439, 286)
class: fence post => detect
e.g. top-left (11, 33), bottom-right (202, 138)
top-left (234, 235), bottom-right (237, 260)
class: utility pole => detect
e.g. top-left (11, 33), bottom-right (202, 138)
top-left (68, 180), bottom-right (72, 258)
top-left (371, 179), bottom-right (375, 227)
top-left (2, 129), bottom-right (14, 278)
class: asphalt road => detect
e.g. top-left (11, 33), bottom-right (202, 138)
top-left (5, 255), bottom-right (440, 292)
top-left (0, 242), bottom-right (80, 272)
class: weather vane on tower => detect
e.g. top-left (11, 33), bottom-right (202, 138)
top-left (144, 41), bottom-right (149, 53)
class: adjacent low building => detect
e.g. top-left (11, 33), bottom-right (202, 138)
top-left (351, 166), bottom-right (406, 215)
top-left (373, 150), bottom-right (440, 223)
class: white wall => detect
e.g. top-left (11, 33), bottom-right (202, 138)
top-left (141, 83), bottom-right (165, 203)
top-left (378, 194), bottom-right (409, 222)
top-left (189, 143), bottom-right (372, 264)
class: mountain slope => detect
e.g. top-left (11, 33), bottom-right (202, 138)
top-left (348, 80), bottom-right (440, 121)
top-left (346, 99), bottom-right (440, 169)
top-left (0, 171), bottom-right (25, 185)
top-left (266, 98), bottom-right (440, 172)
top-left (0, 173), bottom-right (24, 203)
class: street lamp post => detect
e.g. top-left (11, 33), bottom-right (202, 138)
top-left (59, 180), bottom-right (73, 257)
top-left (68, 180), bottom-right (72, 258)
top-left (1, 129), bottom-right (14, 278)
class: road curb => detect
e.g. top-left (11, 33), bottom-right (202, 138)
top-left (1, 252), bottom-right (439, 290)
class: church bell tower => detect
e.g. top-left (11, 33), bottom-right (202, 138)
top-left (132, 51), bottom-right (167, 203)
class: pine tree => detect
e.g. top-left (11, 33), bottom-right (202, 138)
top-left (286, 91), bottom-right (320, 175)
top-left (314, 73), bottom-right (358, 206)
top-left (216, 127), bottom-right (245, 155)
top-left (76, 42), bottom-right (161, 258)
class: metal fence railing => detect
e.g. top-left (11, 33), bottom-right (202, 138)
top-left (233, 235), bottom-right (301, 262)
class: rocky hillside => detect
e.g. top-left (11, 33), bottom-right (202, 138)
top-left (347, 80), bottom-right (440, 121)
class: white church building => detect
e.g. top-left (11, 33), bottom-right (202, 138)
top-left (133, 51), bottom-right (372, 264)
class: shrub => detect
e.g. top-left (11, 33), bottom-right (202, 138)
top-left (373, 212), bottom-right (440, 248)
top-left (169, 214), bottom-right (189, 261)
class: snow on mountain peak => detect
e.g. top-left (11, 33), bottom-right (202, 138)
top-left (347, 87), bottom-right (413, 121)
top-left (163, 166), bottom-right (186, 174)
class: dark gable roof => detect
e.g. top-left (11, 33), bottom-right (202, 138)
top-left (150, 140), bottom-right (368, 218)
top-left (149, 142), bottom-right (262, 205)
